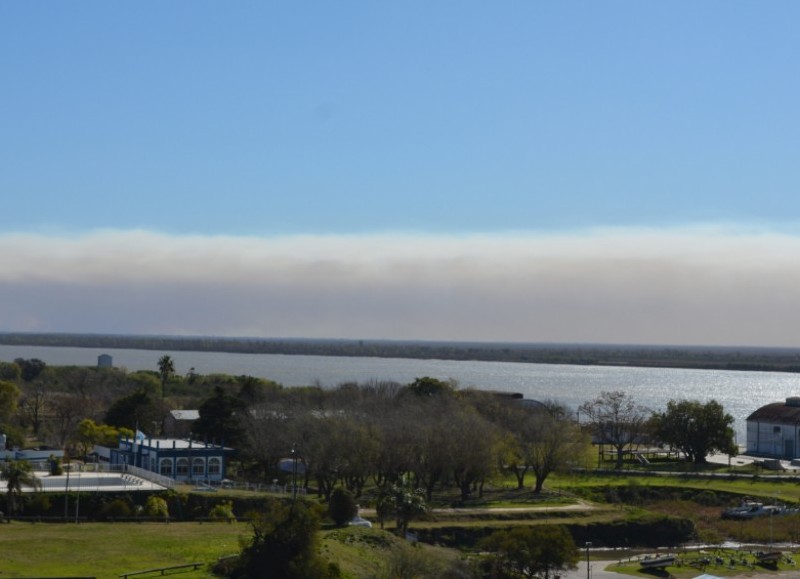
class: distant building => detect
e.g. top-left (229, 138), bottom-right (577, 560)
top-left (164, 409), bottom-right (200, 437)
top-left (747, 397), bottom-right (800, 459)
top-left (106, 435), bottom-right (233, 483)
top-left (97, 354), bottom-right (113, 368)
top-left (0, 445), bottom-right (64, 463)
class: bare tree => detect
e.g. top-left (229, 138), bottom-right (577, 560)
top-left (524, 405), bottom-right (587, 492)
top-left (47, 393), bottom-right (99, 450)
top-left (18, 387), bottom-right (48, 437)
top-left (579, 390), bottom-right (648, 469)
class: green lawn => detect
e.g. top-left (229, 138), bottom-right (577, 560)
top-left (551, 470), bottom-right (800, 503)
top-left (0, 521), bottom-right (249, 578)
top-left (0, 521), bottom-right (469, 579)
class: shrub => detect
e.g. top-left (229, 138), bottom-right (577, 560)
top-left (145, 495), bottom-right (170, 519)
top-left (329, 488), bottom-right (357, 527)
top-left (26, 493), bottom-right (51, 516)
top-left (209, 500), bottom-right (236, 523)
top-left (232, 499), bottom-right (329, 579)
top-left (100, 498), bottom-right (132, 520)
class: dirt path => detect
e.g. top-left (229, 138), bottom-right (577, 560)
top-left (358, 498), bottom-right (596, 517)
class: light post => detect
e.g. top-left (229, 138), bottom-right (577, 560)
top-left (290, 446), bottom-right (305, 505)
top-left (290, 446), bottom-right (298, 503)
top-left (585, 542), bottom-right (592, 579)
top-left (63, 452), bottom-right (70, 522)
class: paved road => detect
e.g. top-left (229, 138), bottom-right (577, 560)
top-left (559, 560), bottom-right (622, 579)
top-left (559, 560), bottom-right (800, 579)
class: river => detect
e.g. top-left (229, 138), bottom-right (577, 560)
top-left (3, 344), bottom-right (799, 441)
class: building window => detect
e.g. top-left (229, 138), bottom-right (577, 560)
top-left (177, 458), bottom-right (190, 476)
top-left (208, 457), bottom-right (221, 475)
top-left (159, 459), bottom-right (173, 476)
top-left (192, 457), bottom-right (205, 476)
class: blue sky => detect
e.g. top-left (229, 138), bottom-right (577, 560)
top-left (2, 3), bottom-right (800, 346)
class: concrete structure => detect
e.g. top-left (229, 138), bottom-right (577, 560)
top-left (0, 448), bottom-right (64, 463)
top-left (97, 354), bottom-right (113, 368)
top-left (105, 435), bottom-right (233, 483)
top-left (746, 397), bottom-right (800, 458)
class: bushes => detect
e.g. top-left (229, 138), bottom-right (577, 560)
top-left (145, 496), bottom-right (170, 519)
top-left (328, 488), bottom-right (357, 527)
top-left (209, 501), bottom-right (236, 523)
top-left (99, 498), bottom-right (133, 520)
top-left (232, 499), bottom-right (334, 578)
top-left (417, 516), bottom-right (695, 549)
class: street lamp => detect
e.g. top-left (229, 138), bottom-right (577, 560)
top-left (290, 446), bottom-right (298, 503)
top-left (585, 542), bottom-right (592, 579)
top-left (290, 446), bottom-right (305, 504)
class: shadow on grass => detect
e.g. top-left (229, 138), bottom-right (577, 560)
top-left (640, 570), bottom-right (672, 579)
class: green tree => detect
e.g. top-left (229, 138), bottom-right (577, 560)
top-left (14, 358), bottom-right (46, 382)
top-left (157, 355), bottom-right (175, 399)
top-left (377, 475), bottom-right (427, 537)
top-left (653, 399), bottom-right (736, 464)
top-left (105, 389), bottom-right (165, 432)
top-left (328, 487), bottom-right (357, 527)
top-left (194, 386), bottom-right (245, 446)
top-left (403, 376), bottom-right (456, 397)
top-left (233, 499), bottom-right (331, 579)
top-left (1, 460), bottom-right (41, 515)
top-left (480, 525), bottom-right (579, 579)
top-left (0, 361), bottom-right (21, 381)
top-left (0, 380), bottom-right (21, 424)
top-left (76, 419), bottom-right (131, 457)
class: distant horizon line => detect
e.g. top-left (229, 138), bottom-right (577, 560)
top-left (1, 330), bottom-right (798, 354)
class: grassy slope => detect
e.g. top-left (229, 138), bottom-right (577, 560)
top-left (320, 526), bottom-right (466, 579)
top-left (553, 470), bottom-right (800, 503)
top-left (4, 469), bottom-right (800, 578)
top-left (0, 520), bottom-right (464, 579)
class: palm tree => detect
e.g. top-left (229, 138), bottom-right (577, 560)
top-left (1, 460), bottom-right (41, 515)
top-left (157, 355), bottom-right (175, 399)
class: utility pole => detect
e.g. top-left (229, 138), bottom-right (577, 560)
top-left (585, 542), bottom-right (592, 579)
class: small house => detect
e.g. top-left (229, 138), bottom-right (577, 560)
top-left (746, 397), bottom-right (800, 459)
top-left (163, 409), bottom-right (200, 437)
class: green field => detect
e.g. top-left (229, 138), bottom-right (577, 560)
top-left (0, 521), bottom-right (248, 578)
top-left (5, 466), bottom-right (800, 578)
top-left (0, 521), bottom-right (466, 579)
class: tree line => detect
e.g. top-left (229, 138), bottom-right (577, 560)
top-left (0, 356), bottom-right (737, 504)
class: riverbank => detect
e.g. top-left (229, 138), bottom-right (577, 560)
top-left (4, 332), bottom-right (800, 372)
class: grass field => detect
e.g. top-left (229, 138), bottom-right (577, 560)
top-left (0, 521), bottom-right (249, 578)
top-left (5, 463), bottom-right (800, 578)
top-left (0, 520), bottom-right (468, 579)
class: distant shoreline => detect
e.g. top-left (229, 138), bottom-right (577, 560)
top-left (2, 332), bottom-right (800, 373)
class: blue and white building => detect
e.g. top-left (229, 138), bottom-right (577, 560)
top-left (107, 435), bottom-right (234, 483)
